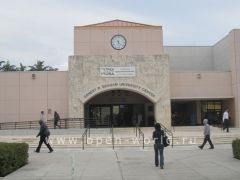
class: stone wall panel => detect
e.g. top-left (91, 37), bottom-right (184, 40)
top-left (68, 55), bottom-right (171, 127)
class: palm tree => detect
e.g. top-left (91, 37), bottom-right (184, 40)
top-left (47, 67), bottom-right (59, 71)
top-left (28, 60), bottom-right (57, 71)
top-left (1, 61), bottom-right (17, 71)
top-left (17, 63), bottom-right (27, 71)
top-left (0, 61), bottom-right (5, 71)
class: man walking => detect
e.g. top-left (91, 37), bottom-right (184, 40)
top-left (198, 119), bottom-right (214, 150)
top-left (54, 111), bottom-right (61, 129)
top-left (40, 111), bottom-right (47, 124)
top-left (35, 120), bottom-right (53, 153)
top-left (223, 108), bottom-right (230, 132)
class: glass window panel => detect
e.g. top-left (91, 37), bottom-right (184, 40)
top-left (201, 101), bottom-right (207, 112)
top-left (207, 102), bottom-right (214, 109)
top-left (101, 107), bottom-right (110, 125)
top-left (215, 102), bottom-right (221, 109)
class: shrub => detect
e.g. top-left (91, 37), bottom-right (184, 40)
top-left (232, 138), bottom-right (240, 160)
top-left (0, 142), bottom-right (29, 177)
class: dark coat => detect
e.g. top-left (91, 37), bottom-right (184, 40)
top-left (37, 120), bottom-right (48, 137)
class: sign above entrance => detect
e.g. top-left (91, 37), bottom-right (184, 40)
top-left (100, 67), bottom-right (135, 77)
top-left (80, 81), bottom-right (160, 104)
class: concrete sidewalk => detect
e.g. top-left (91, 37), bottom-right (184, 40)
top-left (1, 144), bottom-right (240, 180)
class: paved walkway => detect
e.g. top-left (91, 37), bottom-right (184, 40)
top-left (1, 144), bottom-right (240, 180)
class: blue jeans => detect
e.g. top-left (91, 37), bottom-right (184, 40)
top-left (154, 143), bottom-right (164, 166)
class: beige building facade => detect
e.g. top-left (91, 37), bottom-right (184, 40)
top-left (0, 20), bottom-right (240, 128)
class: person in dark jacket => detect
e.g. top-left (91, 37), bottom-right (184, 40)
top-left (54, 111), bottom-right (61, 129)
top-left (35, 120), bottom-right (53, 153)
top-left (152, 123), bottom-right (165, 169)
top-left (198, 119), bottom-right (214, 150)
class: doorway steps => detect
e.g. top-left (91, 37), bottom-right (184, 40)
top-left (1, 131), bottom-right (240, 148)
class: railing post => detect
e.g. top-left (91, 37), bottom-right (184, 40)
top-left (143, 134), bottom-right (144, 149)
top-left (82, 135), bottom-right (84, 150)
top-left (88, 125), bottom-right (90, 137)
top-left (65, 119), bottom-right (67, 129)
top-left (112, 124), bottom-right (114, 150)
top-left (30, 122), bottom-right (31, 129)
top-left (136, 125), bottom-right (137, 137)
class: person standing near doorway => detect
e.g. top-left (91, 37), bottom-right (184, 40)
top-left (54, 111), bottom-right (61, 129)
top-left (198, 119), bottom-right (214, 150)
top-left (153, 123), bottom-right (165, 169)
top-left (222, 108), bottom-right (230, 132)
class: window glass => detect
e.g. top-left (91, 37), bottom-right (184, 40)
top-left (207, 102), bottom-right (214, 109)
top-left (215, 102), bottom-right (221, 109)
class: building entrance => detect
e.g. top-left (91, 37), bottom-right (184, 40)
top-left (89, 104), bottom-right (145, 127)
top-left (85, 90), bottom-right (155, 127)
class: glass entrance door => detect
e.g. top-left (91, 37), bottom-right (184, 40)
top-left (89, 104), bottom-right (145, 127)
top-left (90, 106), bottom-right (111, 126)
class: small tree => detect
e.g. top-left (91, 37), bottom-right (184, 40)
top-left (47, 67), bottom-right (59, 71)
top-left (17, 63), bottom-right (27, 71)
top-left (0, 61), bottom-right (5, 71)
top-left (28, 60), bottom-right (58, 71)
top-left (1, 61), bottom-right (17, 71)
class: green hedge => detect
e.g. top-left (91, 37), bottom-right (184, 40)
top-left (232, 139), bottom-right (240, 160)
top-left (0, 142), bottom-right (29, 177)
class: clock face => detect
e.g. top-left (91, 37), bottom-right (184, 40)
top-left (111, 35), bottom-right (126, 50)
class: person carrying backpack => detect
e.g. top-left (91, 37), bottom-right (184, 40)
top-left (54, 111), bottom-right (61, 129)
top-left (35, 120), bottom-right (53, 153)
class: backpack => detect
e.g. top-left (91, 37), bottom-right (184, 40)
top-left (44, 127), bottom-right (50, 136)
top-left (163, 136), bottom-right (170, 147)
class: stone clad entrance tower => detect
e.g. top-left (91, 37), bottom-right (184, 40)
top-left (68, 20), bottom-right (171, 128)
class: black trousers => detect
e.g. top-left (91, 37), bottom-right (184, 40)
top-left (36, 136), bottom-right (53, 152)
top-left (54, 120), bottom-right (61, 129)
top-left (200, 135), bottom-right (214, 148)
top-left (223, 119), bottom-right (229, 132)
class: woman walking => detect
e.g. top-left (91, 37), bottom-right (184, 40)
top-left (153, 123), bottom-right (165, 169)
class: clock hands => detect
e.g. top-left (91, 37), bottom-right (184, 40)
top-left (117, 40), bottom-right (123, 47)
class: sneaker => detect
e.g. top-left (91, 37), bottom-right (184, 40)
top-left (198, 146), bottom-right (203, 149)
top-left (161, 166), bottom-right (163, 169)
top-left (48, 150), bottom-right (54, 153)
top-left (209, 147), bottom-right (214, 149)
top-left (34, 150), bottom-right (39, 153)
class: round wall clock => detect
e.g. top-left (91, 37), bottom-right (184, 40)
top-left (111, 35), bottom-right (126, 50)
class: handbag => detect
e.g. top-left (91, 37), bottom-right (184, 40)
top-left (163, 136), bottom-right (170, 147)
top-left (44, 127), bottom-right (50, 136)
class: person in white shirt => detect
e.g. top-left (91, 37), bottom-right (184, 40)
top-left (40, 111), bottom-right (47, 124)
top-left (222, 108), bottom-right (230, 132)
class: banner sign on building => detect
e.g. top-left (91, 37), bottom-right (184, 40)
top-left (100, 67), bottom-right (135, 77)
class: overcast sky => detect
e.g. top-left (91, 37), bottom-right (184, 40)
top-left (0, 0), bottom-right (240, 70)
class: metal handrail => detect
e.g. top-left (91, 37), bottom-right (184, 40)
top-left (154, 118), bottom-right (173, 148)
top-left (135, 123), bottom-right (144, 149)
top-left (0, 118), bottom-right (109, 130)
top-left (82, 124), bottom-right (90, 150)
top-left (111, 123), bottom-right (114, 150)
